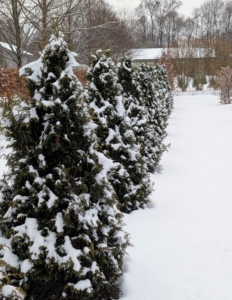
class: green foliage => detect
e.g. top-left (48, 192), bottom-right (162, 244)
top-left (0, 97), bottom-right (22, 135)
top-left (86, 51), bottom-right (152, 213)
top-left (153, 64), bottom-right (173, 120)
top-left (117, 58), bottom-right (173, 173)
top-left (0, 36), bottom-right (174, 300)
top-left (132, 63), bottom-right (169, 172)
top-left (0, 34), bottom-right (129, 300)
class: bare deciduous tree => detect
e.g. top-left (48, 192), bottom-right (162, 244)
top-left (21, 0), bottom-right (82, 48)
top-left (134, 0), bottom-right (183, 47)
top-left (0, 0), bottom-right (35, 68)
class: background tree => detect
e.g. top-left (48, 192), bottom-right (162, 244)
top-left (218, 66), bottom-right (232, 103)
top-left (135, 0), bottom-right (182, 47)
top-left (21, 0), bottom-right (80, 48)
top-left (0, 0), bottom-right (35, 68)
top-left (61, 0), bottom-right (135, 63)
top-left (159, 49), bottom-right (175, 90)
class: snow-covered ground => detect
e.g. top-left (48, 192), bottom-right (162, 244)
top-left (121, 93), bottom-right (232, 300)
top-left (1, 92), bottom-right (232, 299)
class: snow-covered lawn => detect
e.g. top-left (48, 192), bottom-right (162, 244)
top-left (1, 93), bottom-right (232, 299)
top-left (121, 93), bottom-right (232, 300)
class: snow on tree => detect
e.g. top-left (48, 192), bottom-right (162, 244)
top-left (86, 50), bottom-right (152, 213)
top-left (117, 57), bottom-right (159, 172)
top-left (116, 56), bottom-right (148, 143)
top-left (117, 57), bottom-right (173, 173)
top-left (130, 63), bottom-right (166, 172)
top-left (152, 64), bottom-right (173, 126)
top-left (0, 34), bottom-right (129, 300)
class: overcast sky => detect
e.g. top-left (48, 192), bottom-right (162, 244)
top-left (107, 0), bottom-right (204, 16)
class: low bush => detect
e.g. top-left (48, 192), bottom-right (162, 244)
top-left (217, 66), bottom-right (232, 104)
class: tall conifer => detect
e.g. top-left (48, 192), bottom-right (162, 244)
top-left (0, 34), bottom-right (128, 300)
top-left (86, 50), bottom-right (152, 213)
top-left (153, 64), bottom-right (174, 120)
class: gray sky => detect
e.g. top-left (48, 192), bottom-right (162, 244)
top-left (107, 0), bottom-right (204, 16)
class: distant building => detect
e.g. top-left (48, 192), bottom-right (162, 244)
top-left (0, 42), bottom-right (32, 69)
top-left (129, 48), bottom-right (164, 64)
top-left (129, 48), bottom-right (215, 64)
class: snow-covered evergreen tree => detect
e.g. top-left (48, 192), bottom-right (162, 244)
top-left (117, 56), bottom-right (146, 130)
top-left (117, 57), bottom-right (158, 172)
top-left (86, 50), bottom-right (152, 213)
top-left (153, 64), bottom-right (174, 119)
top-left (0, 34), bottom-right (129, 300)
top-left (127, 63), bottom-right (164, 172)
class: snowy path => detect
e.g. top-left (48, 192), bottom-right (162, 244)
top-left (121, 94), bottom-right (232, 300)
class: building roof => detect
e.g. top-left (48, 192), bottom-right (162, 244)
top-left (130, 48), bottom-right (163, 61)
top-left (130, 48), bottom-right (215, 61)
top-left (0, 42), bottom-right (32, 56)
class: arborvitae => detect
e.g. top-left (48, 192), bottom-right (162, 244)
top-left (117, 56), bottom-right (148, 131)
top-left (153, 64), bottom-right (174, 118)
top-left (130, 63), bottom-right (165, 171)
top-left (0, 34), bottom-right (129, 300)
top-left (117, 57), bottom-right (157, 172)
top-left (149, 65), bottom-right (170, 140)
top-left (86, 50), bottom-right (152, 213)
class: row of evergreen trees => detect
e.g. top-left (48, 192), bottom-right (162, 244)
top-left (0, 34), bottom-right (173, 299)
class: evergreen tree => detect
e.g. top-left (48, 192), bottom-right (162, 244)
top-left (149, 65), bottom-right (169, 141)
top-left (153, 64), bottom-right (174, 119)
top-left (0, 34), bottom-right (129, 300)
top-left (117, 57), bottom-right (158, 172)
top-left (117, 58), bottom-right (173, 173)
top-left (86, 50), bottom-right (152, 213)
top-left (129, 63), bottom-right (165, 172)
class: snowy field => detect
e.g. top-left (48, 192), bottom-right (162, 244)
top-left (1, 92), bottom-right (232, 299)
top-left (121, 93), bottom-right (232, 300)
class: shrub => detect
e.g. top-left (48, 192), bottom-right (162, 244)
top-left (193, 71), bottom-right (207, 91)
top-left (0, 34), bottom-right (129, 300)
top-left (217, 66), bottom-right (232, 104)
top-left (86, 51), bottom-right (152, 213)
top-left (0, 68), bottom-right (29, 104)
top-left (177, 74), bottom-right (190, 91)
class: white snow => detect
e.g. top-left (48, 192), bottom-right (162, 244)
top-left (130, 48), bottom-right (215, 61)
top-left (46, 188), bottom-right (58, 209)
top-left (1, 92), bottom-right (232, 299)
top-left (38, 154), bottom-right (46, 168)
top-left (115, 95), bottom-right (125, 117)
top-left (93, 149), bottom-right (120, 182)
top-left (79, 207), bottom-right (101, 227)
top-left (21, 259), bottom-right (33, 273)
top-left (121, 93), bottom-right (232, 300)
top-left (70, 279), bottom-right (92, 293)
top-left (19, 57), bottom-right (43, 83)
top-left (0, 41), bottom-right (32, 56)
top-left (55, 212), bottom-right (64, 233)
top-left (130, 48), bottom-right (164, 60)
top-left (0, 237), bottom-right (19, 268)
top-left (1, 285), bottom-right (25, 299)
